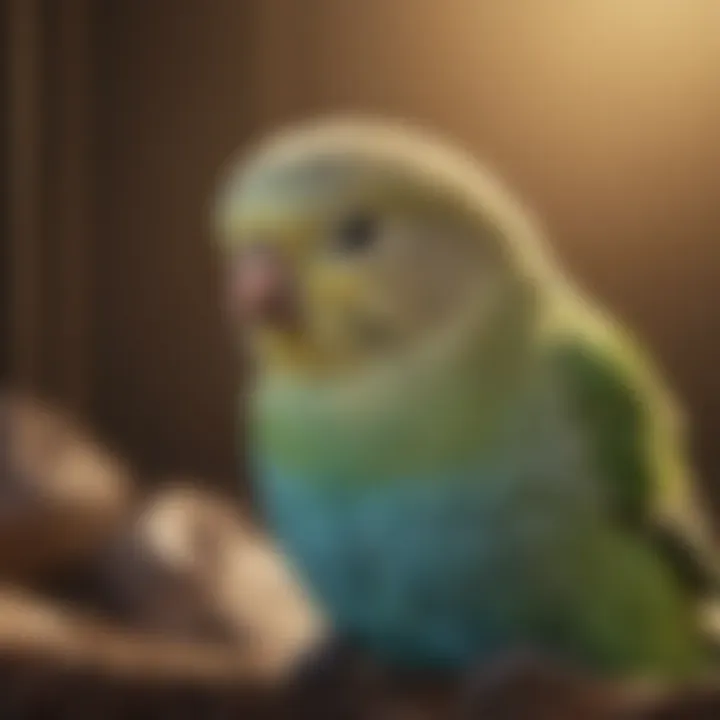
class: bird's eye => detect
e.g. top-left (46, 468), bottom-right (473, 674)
top-left (331, 212), bottom-right (379, 255)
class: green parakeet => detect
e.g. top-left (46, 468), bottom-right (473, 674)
top-left (213, 118), bottom-right (719, 682)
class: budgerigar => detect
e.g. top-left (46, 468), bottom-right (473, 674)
top-left (213, 118), bottom-right (719, 683)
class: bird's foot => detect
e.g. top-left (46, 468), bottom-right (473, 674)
top-left (459, 650), bottom-right (625, 720)
top-left (283, 635), bottom-right (385, 719)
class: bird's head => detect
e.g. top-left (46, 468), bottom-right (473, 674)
top-left (213, 118), bottom-right (549, 382)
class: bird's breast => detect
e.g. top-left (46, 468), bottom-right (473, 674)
top-left (258, 450), bottom-right (600, 666)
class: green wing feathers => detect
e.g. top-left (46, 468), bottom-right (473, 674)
top-left (550, 318), bottom-right (719, 600)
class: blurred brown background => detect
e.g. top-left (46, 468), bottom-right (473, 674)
top-left (3, 0), bottom-right (720, 503)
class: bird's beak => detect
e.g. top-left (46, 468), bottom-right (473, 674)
top-left (226, 246), bottom-right (299, 331)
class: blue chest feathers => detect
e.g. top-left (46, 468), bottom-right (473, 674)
top-left (258, 449), bottom-right (607, 668)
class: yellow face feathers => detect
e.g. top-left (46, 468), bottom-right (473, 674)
top-left (213, 118), bottom-right (549, 379)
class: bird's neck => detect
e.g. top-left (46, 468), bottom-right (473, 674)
top-left (251, 281), bottom-right (545, 488)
